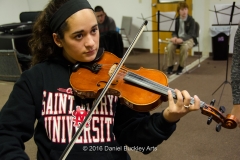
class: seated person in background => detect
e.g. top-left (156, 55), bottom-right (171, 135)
top-left (94, 6), bottom-right (123, 58)
top-left (166, 2), bottom-right (197, 75)
top-left (94, 6), bottom-right (116, 34)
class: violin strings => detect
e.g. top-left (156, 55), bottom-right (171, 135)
top-left (100, 64), bottom-right (205, 107)
top-left (100, 64), bottom-right (169, 93)
top-left (126, 71), bottom-right (205, 107)
top-left (127, 71), bottom-right (174, 95)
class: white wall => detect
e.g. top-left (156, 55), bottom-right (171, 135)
top-left (0, 0), bottom-right (29, 24)
top-left (0, 0), bottom-right (49, 24)
top-left (27, 0), bottom-right (49, 11)
top-left (0, 0), bottom-right (239, 56)
top-left (192, 0), bottom-right (209, 56)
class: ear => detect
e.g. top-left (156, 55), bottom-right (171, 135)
top-left (52, 33), bottom-right (62, 47)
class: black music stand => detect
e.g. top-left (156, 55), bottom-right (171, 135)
top-left (140, 11), bottom-right (176, 70)
top-left (211, 2), bottom-right (240, 106)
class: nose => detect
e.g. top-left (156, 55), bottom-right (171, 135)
top-left (84, 34), bottom-right (95, 47)
top-left (98, 17), bottom-right (103, 23)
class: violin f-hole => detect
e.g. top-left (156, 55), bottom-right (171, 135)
top-left (97, 80), bottom-right (118, 87)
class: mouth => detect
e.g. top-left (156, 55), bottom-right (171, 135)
top-left (86, 49), bottom-right (97, 55)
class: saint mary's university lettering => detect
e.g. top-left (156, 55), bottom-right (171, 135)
top-left (41, 90), bottom-right (118, 144)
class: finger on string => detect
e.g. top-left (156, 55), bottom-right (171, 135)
top-left (181, 90), bottom-right (191, 105)
top-left (175, 89), bottom-right (183, 106)
top-left (192, 95), bottom-right (200, 110)
top-left (167, 90), bottom-right (175, 106)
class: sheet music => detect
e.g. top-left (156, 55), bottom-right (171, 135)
top-left (212, 4), bottom-right (240, 24)
top-left (156, 11), bottom-right (176, 31)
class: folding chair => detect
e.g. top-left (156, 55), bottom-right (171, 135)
top-left (0, 50), bottom-right (22, 81)
top-left (119, 16), bottom-right (135, 54)
top-left (192, 21), bottom-right (201, 70)
top-left (120, 16), bottom-right (132, 45)
top-left (19, 11), bottom-right (42, 22)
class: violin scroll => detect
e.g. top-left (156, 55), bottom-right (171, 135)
top-left (201, 99), bottom-right (238, 132)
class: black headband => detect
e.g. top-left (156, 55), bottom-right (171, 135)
top-left (49, 0), bottom-right (93, 32)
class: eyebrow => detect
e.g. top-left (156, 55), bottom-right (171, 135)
top-left (72, 24), bottom-right (98, 35)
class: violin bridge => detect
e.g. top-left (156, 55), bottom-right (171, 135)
top-left (109, 64), bottom-right (117, 77)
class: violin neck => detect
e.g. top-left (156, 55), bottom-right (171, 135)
top-left (124, 71), bottom-right (205, 108)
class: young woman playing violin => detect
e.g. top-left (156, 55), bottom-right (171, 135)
top-left (0, 0), bottom-right (201, 159)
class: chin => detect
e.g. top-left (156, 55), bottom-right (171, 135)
top-left (89, 55), bottom-right (97, 62)
top-left (84, 54), bottom-right (97, 62)
top-left (77, 50), bottom-right (98, 62)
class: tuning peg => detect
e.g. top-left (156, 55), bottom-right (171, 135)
top-left (219, 106), bottom-right (226, 113)
top-left (207, 116), bottom-right (213, 125)
top-left (216, 123), bottom-right (222, 132)
top-left (210, 99), bottom-right (215, 106)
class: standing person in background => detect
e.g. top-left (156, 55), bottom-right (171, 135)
top-left (231, 21), bottom-right (240, 128)
top-left (94, 6), bottom-right (116, 34)
top-left (166, 2), bottom-right (197, 75)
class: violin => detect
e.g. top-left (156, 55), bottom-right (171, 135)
top-left (71, 51), bottom-right (168, 112)
top-left (70, 51), bottom-right (238, 131)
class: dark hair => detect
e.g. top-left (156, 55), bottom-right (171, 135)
top-left (94, 6), bottom-right (104, 12)
top-left (29, 0), bottom-right (70, 66)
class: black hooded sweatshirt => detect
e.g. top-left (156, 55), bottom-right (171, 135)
top-left (0, 54), bottom-right (177, 160)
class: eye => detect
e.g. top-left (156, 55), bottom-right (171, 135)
top-left (75, 34), bottom-right (83, 39)
top-left (91, 27), bottom-right (98, 34)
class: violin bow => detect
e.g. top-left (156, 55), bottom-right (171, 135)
top-left (59, 20), bottom-right (148, 160)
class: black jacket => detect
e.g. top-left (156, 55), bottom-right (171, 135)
top-left (0, 54), bottom-right (177, 160)
top-left (172, 15), bottom-right (198, 45)
top-left (98, 15), bottom-right (116, 34)
top-left (100, 30), bottom-right (124, 58)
